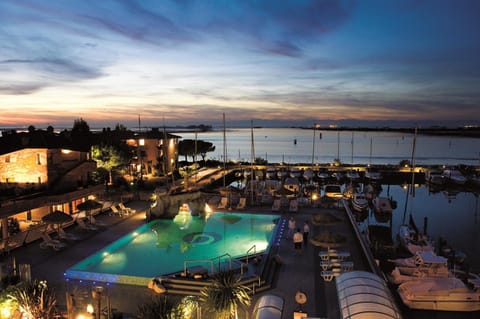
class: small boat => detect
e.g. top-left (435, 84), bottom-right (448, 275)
top-left (317, 169), bottom-right (330, 182)
top-left (302, 168), bottom-right (315, 181)
top-left (323, 184), bottom-right (343, 200)
top-left (389, 251), bottom-right (450, 285)
top-left (351, 193), bottom-right (369, 212)
top-left (289, 167), bottom-right (302, 178)
top-left (397, 277), bottom-right (480, 312)
top-left (265, 167), bottom-right (277, 180)
top-left (364, 168), bottom-right (382, 182)
top-left (426, 170), bottom-right (445, 186)
top-left (345, 170), bottom-right (360, 181)
top-left (398, 223), bottom-right (434, 255)
top-left (389, 251), bottom-right (446, 268)
top-left (441, 168), bottom-right (467, 185)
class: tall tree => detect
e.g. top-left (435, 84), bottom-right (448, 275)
top-left (178, 139), bottom-right (215, 163)
top-left (91, 143), bottom-right (130, 184)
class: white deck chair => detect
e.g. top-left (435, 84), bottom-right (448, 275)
top-left (236, 198), bottom-right (246, 210)
top-left (217, 197), bottom-right (228, 209)
top-left (39, 232), bottom-right (67, 250)
top-left (119, 202), bottom-right (136, 214)
top-left (110, 205), bottom-right (123, 217)
top-left (289, 199), bottom-right (298, 213)
top-left (76, 218), bottom-right (98, 231)
top-left (272, 199), bottom-right (281, 212)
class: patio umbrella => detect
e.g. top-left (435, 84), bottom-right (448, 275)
top-left (77, 199), bottom-right (102, 223)
top-left (42, 210), bottom-right (73, 233)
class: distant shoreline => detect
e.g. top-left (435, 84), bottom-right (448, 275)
top-left (2, 125), bottom-right (479, 138)
top-left (169, 126), bottom-right (480, 138)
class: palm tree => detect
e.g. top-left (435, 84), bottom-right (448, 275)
top-left (8, 280), bottom-right (58, 319)
top-left (199, 270), bottom-right (251, 319)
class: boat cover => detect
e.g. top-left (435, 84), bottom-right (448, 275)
top-left (336, 271), bottom-right (402, 319)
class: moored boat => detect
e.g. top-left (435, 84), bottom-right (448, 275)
top-left (397, 277), bottom-right (480, 311)
top-left (441, 168), bottom-right (467, 185)
top-left (351, 193), bottom-right (369, 212)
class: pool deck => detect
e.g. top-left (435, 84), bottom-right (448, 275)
top-left (6, 199), bottom-right (373, 319)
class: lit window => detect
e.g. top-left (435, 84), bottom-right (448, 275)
top-left (62, 149), bottom-right (72, 154)
top-left (139, 139), bottom-right (145, 146)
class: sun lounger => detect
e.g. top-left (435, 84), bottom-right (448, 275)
top-left (110, 205), bottom-right (124, 217)
top-left (318, 249), bottom-right (350, 261)
top-left (76, 218), bottom-right (98, 231)
top-left (217, 197), bottom-right (228, 209)
top-left (236, 198), bottom-right (246, 210)
top-left (119, 202), bottom-right (136, 214)
top-left (272, 199), bottom-right (281, 212)
top-left (39, 232), bottom-right (67, 251)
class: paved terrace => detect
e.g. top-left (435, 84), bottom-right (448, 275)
top-left (5, 199), bottom-right (372, 319)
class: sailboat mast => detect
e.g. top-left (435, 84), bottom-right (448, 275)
top-left (311, 124), bottom-right (316, 168)
top-left (410, 128), bottom-right (418, 197)
top-left (250, 120), bottom-right (255, 205)
top-left (351, 131), bottom-right (354, 164)
top-left (223, 113), bottom-right (226, 189)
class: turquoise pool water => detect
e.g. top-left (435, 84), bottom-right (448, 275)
top-left (65, 212), bottom-right (280, 285)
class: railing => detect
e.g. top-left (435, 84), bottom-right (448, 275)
top-left (183, 252), bottom-right (249, 277)
top-left (245, 244), bottom-right (257, 264)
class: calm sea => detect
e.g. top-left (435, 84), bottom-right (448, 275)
top-left (181, 128), bottom-right (480, 273)
top-left (179, 127), bottom-right (480, 166)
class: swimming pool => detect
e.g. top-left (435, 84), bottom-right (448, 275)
top-left (65, 212), bottom-right (280, 286)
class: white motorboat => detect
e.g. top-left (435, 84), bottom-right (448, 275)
top-left (351, 193), bottom-right (369, 212)
top-left (389, 251), bottom-right (450, 285)
top-left (441, 169), bottom-right (467, 185)
top-left (397, 277), bottom-right (480, 312)
top-left (389, 251), bottom-right (446, 268)
top-left (390, 265), bottom-right (450, 285)
top-left (323, 184), bottom-right (343, 200)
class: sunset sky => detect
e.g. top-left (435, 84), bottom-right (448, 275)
top-left (1, 0), bottom-right (479, 129)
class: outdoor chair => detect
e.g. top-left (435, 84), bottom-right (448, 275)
top-left (39, 232), bottom-right (67, 251)
top-left (119, 202), bottom-right (136, 214)
top-left (110, 205), bottom-right (124, 217)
